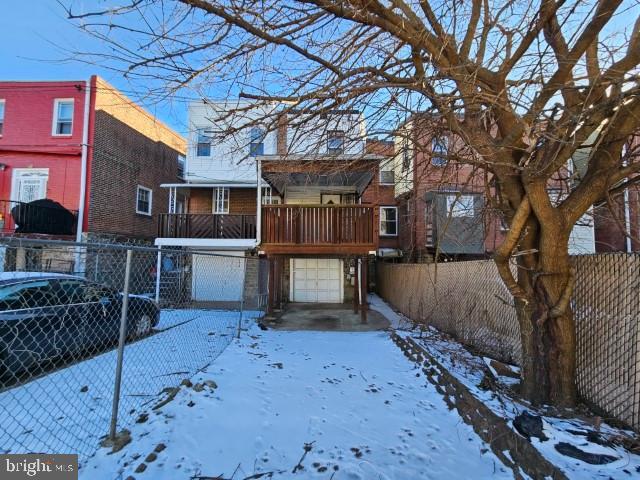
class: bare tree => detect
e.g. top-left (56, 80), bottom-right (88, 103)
top-left (63, 0), bottom-right (640, 407)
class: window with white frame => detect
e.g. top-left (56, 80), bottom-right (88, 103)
top-left (177, 155), bottom-right (186, 178)
top-left (53, 99), bottom-right (74, 136)
top-left (136, 186), bottom-right (153, 215)
top-left (249, 127), bottom-right (265, 157)
top-left (431, 136), bottom-right (448, 166)
top-left (327, 130), bottom-right (345, 154)
top-left (261, 186), bottom-right (280, 205)
top-left (196, 128), bottom-right (211, 156)
top-left (380, 206), bottom-right (398, 236)
top-left (0, 100), bottom-right (5, 136)
top-left (446, 194), bottom-right (475, 217)
top-left (379, 159), bottom-right (395, 184)
top-left (213, 187), bottom-right (229, 214)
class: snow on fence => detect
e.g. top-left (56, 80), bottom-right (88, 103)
top-left (377, 254), bottom-right (640, 431)
top-left (0, 238), bottom-right (267, 462)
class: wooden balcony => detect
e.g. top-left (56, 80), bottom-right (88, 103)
top-left (158, 213), bottom-right (257, 239)
top-left (261, 204), bottom-right (377, 254)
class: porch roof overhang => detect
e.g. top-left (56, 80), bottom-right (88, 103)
top-left (262, 171), bottom-right (375, 196)
top-left (160, 182), bottom-right (266, 189)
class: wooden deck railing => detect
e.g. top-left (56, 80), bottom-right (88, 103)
top-left (158, 213), bottom-right (257, 239)
top-left (261, 204), bottom-right (376, 247)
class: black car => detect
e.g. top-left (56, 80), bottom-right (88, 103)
top-left (0, 273), bottom-right (160, 382)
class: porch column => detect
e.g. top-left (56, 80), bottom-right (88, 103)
top-left (168, 187), bottom-right (176, 214)
top-left (360, 256), bottom-right (368, 324)
top-left (267, 257), bottom-right (275, 315)
top-left (353, 257), bottom-right (359, 314)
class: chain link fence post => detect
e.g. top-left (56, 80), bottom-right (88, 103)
top-left (109, 248), bottom-right (132, 441)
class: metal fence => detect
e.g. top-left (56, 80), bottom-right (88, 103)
top-left (0, 238), bottom-right (267, 462)
top-left (377, 254), bottom-right (640, 431)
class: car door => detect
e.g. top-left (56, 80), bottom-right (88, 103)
top-left (82, 284), bottom-right (121, 353)
top-left (0, 279), bottom-right (64, 377)
top-left (51, 279), bottom-right (88, 359)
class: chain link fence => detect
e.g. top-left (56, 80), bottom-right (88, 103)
top-left (377, 254), bottom-right (640, 431)
top-left (0, 238), bottom-right (267, 462)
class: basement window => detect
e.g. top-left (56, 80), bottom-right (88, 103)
top-left (53, 99), bottom-right (74, 136)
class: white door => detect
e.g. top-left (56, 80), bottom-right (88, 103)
top-left (291, 258), bottom-right (343, 303)
top-left (192, 252), bottom-right (245, 301)
top-left (11, 169), bottom-right (49, 203)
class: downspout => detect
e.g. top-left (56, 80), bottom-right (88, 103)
top-left (74, 79), bottom-right (91, 272)
top-left (256, 158), bottom-right (262, 247)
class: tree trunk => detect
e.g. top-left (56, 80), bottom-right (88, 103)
top-left (514, 228), bottom-right (577, 407)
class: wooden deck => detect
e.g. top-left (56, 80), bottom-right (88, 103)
top-left (261, 204), bottom-right (377, 254)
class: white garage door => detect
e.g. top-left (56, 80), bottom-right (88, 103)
top-left (291, 258), bottom-right (343, 303)
top-left (192, 252), bottom-right (245, 301)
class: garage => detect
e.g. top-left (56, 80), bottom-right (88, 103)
top-left (290, 258), bottom-right (343, 303)
top-left (192, 252), bottom-right (245, 302)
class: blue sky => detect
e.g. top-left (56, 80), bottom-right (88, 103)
top-left (0, 0), bottom-right (189, 134)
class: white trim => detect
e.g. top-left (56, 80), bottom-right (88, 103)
top-left (0, 99), bottom-right (5, 137)
top-left (154, 238), bottom-right (258, 249)
top-left (10, 168), bottom-right (49, 203)
top-left (136, 185), bottom-right (153, 216)
top-left (379, 206), bottom-right (398, 237)
top-left (160, 182), bottom-right (262, 188)
top-left (52, 98), bottom-right (74, 137)
top-left (289, 258), bottom-right (344, 303)
top-left (213, 187), bottom-right (229, 214)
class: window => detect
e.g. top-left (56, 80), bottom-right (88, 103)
top-left (379, 160), bottom-right (395, 184)
top-left (213, 187), bottom-right (229, 214)
top-left (261, 186), bottom-right (280, 205)
top-left (425, 201), bottom-right (434, 246)
top-left (327, 130), bottom-right (345, 154)
top-left (249, 127), bottom-right (265, 157)
top-left (0, 100), bottom-right (5, 136)
top-left (196, 128), bottom-right (211, 157)
top-left (446, 194), bottom-right (475, 217)
top-left (53, 99), bottom-right (74, 136)
top-left (0, 280), bottom-right (57, 310)
top-left (380, 206), bottom-right (398, 236)
top-left (431, 136), bottom-right (448, 166)
top-left (136, 186), bottom-right (153, 215)
top-left (401, 139), bottom-right (411, 172)
top-left (177, 155), bottom-right (186, 179)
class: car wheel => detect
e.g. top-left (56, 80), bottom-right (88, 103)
top-left (133, 314), bottom-right (153, 338)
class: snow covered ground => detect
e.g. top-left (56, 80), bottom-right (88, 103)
top-left (396, 319), bottom-right (640, 479)
top-left (83, 322), bottom-right (517, 479)
top-left (0, 309), bottom-right (260, 459)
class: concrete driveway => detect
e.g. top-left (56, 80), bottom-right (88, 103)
top-left (264, 303), bottom-right (390, 331)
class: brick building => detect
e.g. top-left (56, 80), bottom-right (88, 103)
top-left (156, 102), bottom-right (398, 311)
top-left (0, 76), bottom-right (185, 243)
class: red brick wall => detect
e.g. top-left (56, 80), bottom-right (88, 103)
top-left (363, 140), bottom-right (399, 249)
top-left (88, 110), bottom-right (181, 240)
